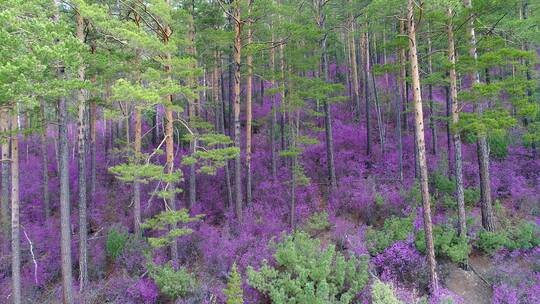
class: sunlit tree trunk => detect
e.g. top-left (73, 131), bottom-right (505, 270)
top-left (362, 31), bottom-right (372, 157)
top-left (464, 0), bottom-right (495, 231)
top-left (447, 7), bottom-right (467, 238)
top-left (133, 43), bottom-right (142, 236)
top-left (233, 0), bottom-right (243, 221)
top-left (54, 1), bottom-right (74, 302)
top-left (10, 106), bottom-right (21, 304)
top-left (76, 12), bottom-right (88, 300)
top-left (347, 10), bottom-right (361, 122)
top-left (407, 0), bottom-right (439, 292)
top-left (1, 107), bottom-right (10, 238)
top-left (40, 98), bottom-right (50, 219)
top-left (187, 8), bottom-right (198, 211)
top-left (245, 1), bottom-right (253, 207)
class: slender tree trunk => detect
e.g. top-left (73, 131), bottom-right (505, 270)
top-left (245, 2), bottom-right (253, 207)
top-left (348, 13), bottom-right (361, 122)
top-left (320, 7), bottom-right (337, 192)
top-left (445, 85), bottom-right (452, 170)
top-left (187, 10), bottom-right (198, 211)
top-left (464, 0), bottom-right (495, 231)
top-left (395, 85), bottom-right (403, 181)
top-left (59, 91), bottom-right (73, 304)
top-left (270, 32), bottom-right (278, 180)
top-left (10, 106), bottom-right (21, 304)
top-left (362, 32), bottom-right (372, 157)
top-left (369, 42), bottom-right (385, 155)
top-left (407, 0), bottom-right (439, 292)
top-left (448, 8), bottom-right (467, 238)
top-left (399, 21), bottom-right (408, 132)
top-left (40, 98), bottom-right (50, 219)
top-left (0, 108), bottom-right (9, 238)
top-left (133, 44), bottom-right (143, 236)
top-left (233, 0), bottom-right (243, 221)
top-left (427, 25), bottom-right (437, 155)
top-left (76, 12), bottom-right (88, 300)
top-left (54, 2), bottom-right (74, 302)
top-left (214, 53), bottom-right (233, 210)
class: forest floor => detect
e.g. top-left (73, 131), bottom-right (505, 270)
top-left (443, 254), bottom-right (493, 304)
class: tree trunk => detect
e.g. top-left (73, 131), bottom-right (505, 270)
top-left (133, 45), bottom-right (143, 236)
top-left (1, 107), bottom-right (10, 238)
top-left (407, 0), bottom-right (439, 292)
top-left (445, 85), bottom-right (452, 172)
top-left (270, 32), bottom-right (278, 180)
top-left (76, 12), bottom-right (88, 300)
top-left (233, 0), bottom-right (243, 221)
top-left (464, 0), bottom-right (495, 232)
top-left (10, 106), bottom-right (21, 304)
top-left (362, 32), bottom-right (372, 157)
top-left (447, 7), bottom-right (467, 238)
top-left (399, 20), bottom-right (408, 132)
top-left (54, 1), bottom-right (74, 301)
top-left (40, 98), bottom-right (50, 219)
top-left (348, 13), bottom-right (361, 122)
top-left (245, 2), bottom-right (253, 207)
top-left (427, 25), bottom-right (437, 155)
top-left (320, 9), bottom-right (337, 192)
top-left (187, 10), bottom-right (198, 211)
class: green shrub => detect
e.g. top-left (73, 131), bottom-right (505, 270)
top-left (224, 263), bottom-right (244, 304)
top-left (247, 231), bottom-right (369, 304)
top-left (148, 263), bottom-right (194, 300)
top-left (489, 132), bottom-right (510, 159)
top-left (371, 280), bottom-right (403, 304)
top-left (433, 172), bottom-right (455, 197)
top-left (303, 211), bottom-right (332, 234)
top-left (366, 216), bottom-right (414, 255)
top-left (374, 192), bottom-right (385, 207)
top-left (463, 187), bottom-right (480, 206)
top-left (415, 225), bottom-right (470, 264)
top-left (105, 226), bottom-right (128, 260)
top-left (476, 222), bottom-right (540, 255)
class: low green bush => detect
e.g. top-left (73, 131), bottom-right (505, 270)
top-left (371, 280), bottom-right (402, 304)
top-left (303, 211), bottom-right (332, 234)
top-left (476, 222), bottom-right (540, 255)
top-left (105, 226), bottom-right (129, 260)
top-left (148, 262), bottom-right (194, 300)
top-left (366, 216), bottom-right (414, 255)
top-left (415, 225), bottom-right (470, 264)
top-left (247, 231), bottom-right (369, 304)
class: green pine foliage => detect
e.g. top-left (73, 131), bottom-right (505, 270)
top-left (148, 262), bottom-right (194, 300)
top-left (415, 225), bottom-right (470, 264)
top-left (366, 216), bottom-right (414, 255)
top-left (371, 280), bottom-right (403, 304)
top-left (105, 226), bottom-right (129, 261)
top-left (140, 209), bottom-right (203, 248)
top-left (224, 263), bottom-right (244, 304)
top-left (476, 222), bottom-right (540, 255)
top-left (247, 231), bottom-right (369, 304)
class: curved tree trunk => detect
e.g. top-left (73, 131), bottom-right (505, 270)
top-left (407, 0), bottom-right (439, 292)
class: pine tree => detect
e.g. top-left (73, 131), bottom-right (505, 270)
top-left (224, 263), bottom-right (244, 304)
